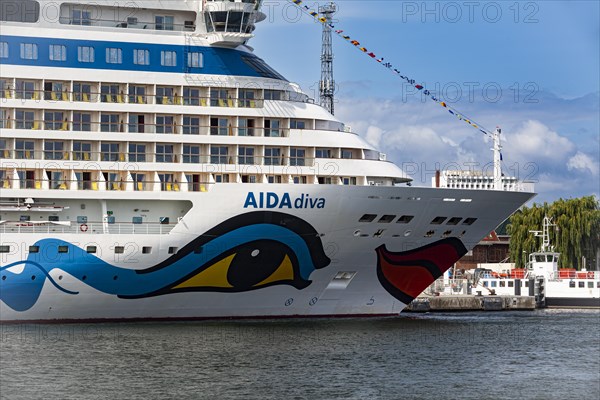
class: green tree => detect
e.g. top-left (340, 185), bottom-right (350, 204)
top-left (507, 196), bottom-right (600, 269)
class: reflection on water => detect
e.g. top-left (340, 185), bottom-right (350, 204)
top-left (1, 310), bottom-right (599, 400)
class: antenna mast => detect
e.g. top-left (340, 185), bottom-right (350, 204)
top-left (492, 127), bottom-right (502, 190)
top-left (319, 2), bottom-right (336, 115)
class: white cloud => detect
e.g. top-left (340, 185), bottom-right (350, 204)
top-left (567, 151), bottom-right (600, 176)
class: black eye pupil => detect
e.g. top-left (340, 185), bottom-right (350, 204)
top-left (227, 240), bottom-right (291, 289)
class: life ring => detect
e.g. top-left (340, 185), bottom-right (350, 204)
top-left (80, 223), bottom-right (88, 232)
top-left (588, 271), bottom-right (594, 279)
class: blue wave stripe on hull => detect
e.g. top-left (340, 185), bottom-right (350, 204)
top-left (0, 35), bottom-right (286, 80)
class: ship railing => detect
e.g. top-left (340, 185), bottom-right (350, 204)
top-left (57, 17), bottom-right (195, 32)
top-left (1, 88), bottom-right (265, 108)
top-left (2, 151), bottom-right (321, 166)
top-left (1, 118), bottom-right (292, 137)
top-left (424, 278), bottom-right (471, 296)
top-left (0, 222), bottom-right (177, 235)
top-left (552, 270), bottom-right (598, 280)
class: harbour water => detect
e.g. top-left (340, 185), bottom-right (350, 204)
top-left (1, 310), bottom-right (598, 400)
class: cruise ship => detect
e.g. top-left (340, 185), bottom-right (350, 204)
top-left (0, 0), bottom-right (535, 322)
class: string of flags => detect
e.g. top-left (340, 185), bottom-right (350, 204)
top-left (289, 0), bottom-right (493, 136)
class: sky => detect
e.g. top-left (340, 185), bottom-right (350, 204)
top-left (251, 0), bottom-right (600, 204)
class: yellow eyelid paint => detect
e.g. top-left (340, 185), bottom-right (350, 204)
top-left (254, 255), bottom-right (294, 287)
top-left (173, 254), bottom-right (236, 289)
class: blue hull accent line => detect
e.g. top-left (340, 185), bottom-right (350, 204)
top-left (0, 35), bottom-right (287, 80)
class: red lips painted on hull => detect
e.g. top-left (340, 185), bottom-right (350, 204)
top-left (376, 238), bottom-right (468, 304)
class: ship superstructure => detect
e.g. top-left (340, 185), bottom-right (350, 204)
top-left (0, 0), bottom-right (535, 321)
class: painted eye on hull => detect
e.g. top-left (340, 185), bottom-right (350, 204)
top-left (171, 239), bottom-right (310, 292)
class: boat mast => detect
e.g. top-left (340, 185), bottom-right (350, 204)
top-left (319, 2), bottom-right (336, 115)
top-left (492, 127), bottom-right (502, 190)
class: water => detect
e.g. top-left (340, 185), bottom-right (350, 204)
top-left (1, 309), bottom-right (599, 400)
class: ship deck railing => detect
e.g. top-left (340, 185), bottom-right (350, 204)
top-left (0, 222), bottom-right (177, 235)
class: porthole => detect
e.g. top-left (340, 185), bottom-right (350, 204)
top-left (31, 275), bottom-right (36, 280)
top-left (397, 215), bottom-right (414, 224)
top-left (431, 217), bottom-right (447, 225)
top-left (359, 214), bottom-right (377, 223)
top-left (404, 230), bottom-right (412, 237)
top-left (113, 275), bottom-right (118, 280)
top-left (378, 215), bottom-right (396, 223)
top-left (1, 276), bottom-right (6, 280)
top-left (82, 275), bottom-right (87, 281)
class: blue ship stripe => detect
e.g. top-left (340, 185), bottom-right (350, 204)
top-left (0, 35), bottom-right (286, 80)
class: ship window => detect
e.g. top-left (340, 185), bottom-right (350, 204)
top-left (397, 215), bottom-right (414, 224)
top-left (431, 216), bottom-right (447, 225)
top-left (359, 214), bottom-right (377, 223)
top-left (133, 49), bottom-right (150, 65)
top-left (29, 246), bottom-right (39, 253)
top-left (155, 15), bottom-right (174, 31)
top-left (341, 149), bottom-right (353, 159)
top-left (290, 148), bottom-right (306, 166)
top-left (290, 120), bottom-right (306, 129)
top-left (491, 281), bottom-right (497, 287)
top-left (315, 149), bottom-right (333, 159)
top-left (569, 281), bottom-right (575, 288)
top-left (44, 140), bottom-right (65, 160)
top-left (77, 46), bottom-right (95, 63)
top-left (77, 216), bottom-right (88, 224)
top-left (20, 43), bottom-right (38, 60)
top-left (578, 281), bottom-right (585, 288)
top-left (106, 48), bottom-right (122, 64)
top-left (183, 87), bottom-right (201, 106)
top-left (0, 245), bottom-right (10, 253)
top-left (210, 146), bottom-right (228, 164)
top-left (183, 145), bottom-right (201, 163)
top-left (425, 230), bottom-right (435, 237)
top-left (0, 42), bottom-right (8, 58)
top-left (241, 56), bottom-right (286, 81)
top-left (114, 246), bottom-right (125, 254)
top-left (463, 217), bottom-right (478, 225)
top-left (238, 118), bottom-right (255, 136)
top-left (58, 246), bottom-right (69, 254)
top-left (293, 176), bottom-right (307, 184)
top-left (378, 215), bottom-right (396, 223)
top-left (48, 216), bottom-right (59, 222)
top-left (49, 45), bottom-right (66, 61)
top-left (168, 246), bottom-right (178, 254)
top-left (182, 117), bottom-right (200, 135)
top-left (142, 247), bottom-right (152, 254)
top-left (588, 282), bottom-right (594, 289)
top-left (1, 1), bottom-right (40, 22)
top-left (597, 282), bottom-right (600, 288)
top-left (342, 177), bottom-right (357, 186)
top-left (71, 9), bottom-right (91, 25)
top-left (128, 143), bottom-right (146, 163)
top-left (161, 51), bottom-right (177, 67)
top-left (86, 246), bottom-right (97, 254)
top-left (188, 52), bottom-right (203, 68)
top-left (238, 147), bottom-right (255, 165)
top-left (132, 217), bottom-right (143, 224)
top-left (447, 217), bottom-right (462, 225)
top-left (210, 117), bottom-right (229, 136)
top-left (156, 115), bottom-right (176, 134)
top-left (20, 215), bottom-right (31, 222)
top-left (264, 90), bottom-right (283, 101)
top-left (508, 281), bottom-right (514, 287)
top-left (160, 217), bottom-right (170, 225)
top-left (264, 119), bottom-right (281, 137)
top-left (264, 148), bottom-right (282, 165)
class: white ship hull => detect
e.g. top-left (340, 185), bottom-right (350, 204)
top-left (1, 186), bottom-right (533, 321)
